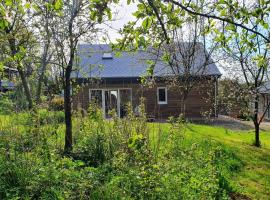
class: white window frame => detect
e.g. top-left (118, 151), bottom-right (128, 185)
top-left (89, 88), bottom-right (132, 117)
top-left (157, 87), bottom-right (167, 105)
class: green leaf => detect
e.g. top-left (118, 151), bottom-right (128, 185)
top-left (54, 0), bottom-right (62, 10)
top-left (25, 2), bottom-right (31, 9)
top-left (225, 24), bottom-right (236, 31)
top-left (32, 4), bottom-right (40, 12)
top-left (263, 22), bottom-right (269, 29)
top-left (133, 11), bottom-right (145, 18)
top-left (90, 12), bottom-right (97, 21)
top-left (5, 0), bottom-right (12, 6)
top-left (142, 17), bottom-right (152, 29)
top-left (0, 62), bottom-right (3, 72)
top-left (0, 20), bottom-right (6, 29)
top-left (249, 34), bottom-right (257, 39)
top-left (253, 55), bottom-right (267, 67)
top-left (220, 9), bottom-right (227, 16)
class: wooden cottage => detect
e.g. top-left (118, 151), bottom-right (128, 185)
top-left (72, 44), bottom-right (221, 120)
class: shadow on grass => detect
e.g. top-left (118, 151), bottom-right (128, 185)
top-left (189, 115), bottom-right (254, 131)
top-left (207, 120), bottom-right (253, 131)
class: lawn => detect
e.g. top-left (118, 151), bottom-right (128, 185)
top-left (0, 111), bottom-right (270, 199)
top-left (148, 122), bottom-right (270, 199)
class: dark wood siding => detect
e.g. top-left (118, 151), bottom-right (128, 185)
top-left (72, 78), bottom-right (216, 119)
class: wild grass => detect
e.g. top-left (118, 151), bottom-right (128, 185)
top-left (0, 107), bottom-right (269, 199)
top-left (148, 122), bottom-right (270, 199)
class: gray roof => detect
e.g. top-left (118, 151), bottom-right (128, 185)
top-left (72, 44), bottom-right (221, 79)
top-left (0, 80), bottom-right (15, 89)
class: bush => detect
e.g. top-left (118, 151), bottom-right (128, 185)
top-left (0, 159), bottom-right (32, 199)
top-left (0, 93), bottom-right (14, 114)
top-left (49, 96), bottom-right (64, 111)
top-left (72, 104), bottom-right (116, 167)
top-left (36, 109), bottom-right (65, 125)
top-left (0, 103), bottom-right (241, 199)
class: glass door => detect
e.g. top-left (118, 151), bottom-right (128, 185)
top-left (119, 89), bottom-right (132, 118)
top-left (104, 90), bottom-right (118, 118)
top-left (90, 89), bottom-right (132, 118)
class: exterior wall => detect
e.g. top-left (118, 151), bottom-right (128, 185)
top-left (72, 78), bottom-right (217, 119)
top-left (259, 94), bottom-right (270, 121)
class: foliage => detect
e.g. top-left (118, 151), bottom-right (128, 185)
top-left (0, 106), bottom-right (248, 199)
top-left (36, 109), bottom-right (65, 125)
top-left (218, 79), bottom-right (252, 120)
top-left (49, 96), bottom-right (64, 111)
top-left (0, 93), bottom-right (14, 114)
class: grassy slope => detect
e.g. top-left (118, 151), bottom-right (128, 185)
top-left (149, 122), bottom-right (270, 200)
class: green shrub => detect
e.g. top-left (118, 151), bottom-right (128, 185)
top-left (0, 93), bottom-right (14, 114)
top-left (73, 105), bottom-right (114, 167)
top-left (36, 109), bottom-right (65, 125)
top-left (0, 160), bottom-right (31, 199)
top-left (49, 96), bottom-right (64, 111)
top-left (0, 104), bottom-right (242, 200)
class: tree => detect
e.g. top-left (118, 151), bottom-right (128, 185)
top-left (32, 1), bottom-right (55, 105)
top-left (51, 0), bottom-right (117, 153)
top-left (0, 1), bottom-right (34, 109)
top-left (164, 0), bottom-right (270, 43)
top-left (207, 0), bottom-right (270, 147)
top-left (222, 30), bottom-right (269, 147)
top-left (1, 1), bottom-right (58, 108)
top-left (218, 78), bottom-right (251, 119)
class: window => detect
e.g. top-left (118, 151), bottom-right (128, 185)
top-left (157, 87), bottom-right (167, 104)
top-left (102, 52), bottom-right (113, 59)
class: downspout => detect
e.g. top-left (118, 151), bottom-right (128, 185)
top-left (214, 76), bottom-right (218, 118)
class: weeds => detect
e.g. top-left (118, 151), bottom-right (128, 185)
top-left (0, 103), bottom-right (241, 199)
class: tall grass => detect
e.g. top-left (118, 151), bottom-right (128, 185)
top-left (0, 104), bottom-right (241, 199)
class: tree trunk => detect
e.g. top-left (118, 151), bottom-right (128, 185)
top-left (64, 62), bottom-right (73, 154)
top-left (180, 97), bottom-right (186, 117)
top-left (254, 121), bottom-right (260, 147)
top-left (17, 67), bottom-right (33, 109)
top-left (35, 68), bottom-right (45, 105)
top-left (36, 42), bottom-right (50, 104)
top-left (8, 38), bottom-right (33, 109)
top-left (253, 95), bottom-right (260, 147)
top-left (180, 89), bottom-right (188, 118)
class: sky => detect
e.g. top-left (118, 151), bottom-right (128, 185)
top-left (102, 0), bottom-right (137, 42)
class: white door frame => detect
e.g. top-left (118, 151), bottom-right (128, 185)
top-left (89, 88), bottom-right (132, 118)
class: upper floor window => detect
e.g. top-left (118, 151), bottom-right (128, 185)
top-left (157, 87), bottom-right (167, 104)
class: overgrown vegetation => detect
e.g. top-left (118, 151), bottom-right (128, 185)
top-left (218, 79), bottom-right (251, 120)
top-left (0, 104), bottom-right (246, 200)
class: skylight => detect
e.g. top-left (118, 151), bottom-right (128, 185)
top-left (102, 52), bottom-right (113, 59)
